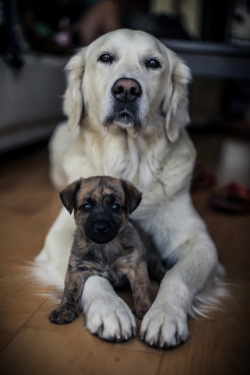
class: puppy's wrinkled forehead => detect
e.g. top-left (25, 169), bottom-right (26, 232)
top-left (77, 176), bottom-right (125, 204)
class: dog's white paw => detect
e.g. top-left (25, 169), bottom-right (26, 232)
top-left (140, 303), bottom-right (189, 348)
top-left (81, 276), bottom-right (136, 342)
top-left (85, 296), bottom-right (136, 341)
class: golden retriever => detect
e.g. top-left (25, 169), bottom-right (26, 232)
top-left (35, 29), bottom-right (225, 348)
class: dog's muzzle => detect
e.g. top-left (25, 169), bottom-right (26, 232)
top-left (104, 78), bottom-right (142, 129)
top-left (85, 211), bottom-right (120, 244)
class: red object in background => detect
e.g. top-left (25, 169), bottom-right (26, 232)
top-left (210, 181), bottom-right (250, 214)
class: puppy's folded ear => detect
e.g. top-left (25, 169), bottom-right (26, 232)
top-left (60, 179), bottom-right (82, 214)
top-left (121, 180), bottom-right (142, 214)
top-left (63, 48), bottom-right (86, 131)
top-left (163, 53), bottom-right (191, 143)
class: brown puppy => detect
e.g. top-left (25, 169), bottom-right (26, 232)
top-left (49, 176), bottom-right (165, 326)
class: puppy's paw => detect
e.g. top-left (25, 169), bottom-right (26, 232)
top-left (49, 306), bottom-right (78, 325)
top-left (134, 299), bottom-right (151, 320)
top-left (140, 303), bottom-right (189, 348)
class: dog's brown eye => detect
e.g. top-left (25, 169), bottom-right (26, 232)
top-left (111, 203), bottom-right (120, 211)
top-left (146, 59), bottom-right (161, 69)
top-left (80, 203), bottom-right (91, 212)
top-left (98, 53), bottom-right (114, 64)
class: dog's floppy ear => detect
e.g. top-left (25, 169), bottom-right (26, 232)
top-left (63, 48), bottom-right (86, 131)
top-left (60, 179), bottom-right (82, 214)
top-left (163, 53), bottom-right (191, 143)
top-left (121, 180), bottom-right (142, 214)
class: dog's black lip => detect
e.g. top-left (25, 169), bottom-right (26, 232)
top-left (104, 111), bottom-right (142, 130)
top-left (117, 110), bottom-right (133, 123)
top-left (120, 111), bottom-right (130, 117)
top-left (89, 236), bottom-right (115, 244)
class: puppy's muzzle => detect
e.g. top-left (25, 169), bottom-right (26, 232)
top-left (92, 220), bottom-right (110, 235)
top-left (85, 211), bottom-right (119, 244)
top-left (112, 78), bottom-right (142, 103)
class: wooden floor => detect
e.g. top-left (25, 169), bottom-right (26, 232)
top-left (0, 130), bottom-right (249, 375)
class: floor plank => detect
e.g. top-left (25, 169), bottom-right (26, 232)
top-left (0, 326), bottom-right (163, 375)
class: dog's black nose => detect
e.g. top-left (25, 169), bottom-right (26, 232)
top-left (92, 220), bottom-right (110, 234)
top-left (112, 78), bottom-right (142, 103)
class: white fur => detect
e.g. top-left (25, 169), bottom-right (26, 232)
top-left (81, 276), bottom-right (136, 341)
top-left (34, 29), bottom-right (226, 348)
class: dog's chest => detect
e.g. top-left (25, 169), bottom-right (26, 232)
top-left (65, 128), bottom-right (167, 190)
top-left (102, 131), bottom-right (167, 189)
top-left (77, 245), bottom-right (128, 288)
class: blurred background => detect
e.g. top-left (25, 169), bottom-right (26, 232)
top-left (1, 4), bottom-right (250, 373)
top-left (0, 0), bottom-right (250, 193)
top-left (0, 4), bottom-right (250, 372)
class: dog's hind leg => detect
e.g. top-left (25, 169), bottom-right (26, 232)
top-left (34, 208), bottom-right (76, 289)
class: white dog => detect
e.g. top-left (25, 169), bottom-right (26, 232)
top-left (35, 29), bottom-right (225, 348)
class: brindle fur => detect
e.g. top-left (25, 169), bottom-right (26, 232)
top-left (49, 176), bottom-right (165, 325)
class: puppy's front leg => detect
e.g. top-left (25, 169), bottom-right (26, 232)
top-left (49, 269), bottom-right (85, 325)
top-left (127, 262), bottom-right (152, 320)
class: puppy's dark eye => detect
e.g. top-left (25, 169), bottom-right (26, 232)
top-left (80, 203), bottom-right (91, 212)
top-left (111, 203), bottom-right (120, 212)
top-left (98, 53), bottom-right (114, 64)
top-left (146, 58), bottom-right (161, 69)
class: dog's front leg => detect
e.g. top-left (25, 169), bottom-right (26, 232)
top-left (80, 276), bottom-right (136, 342)
top-left (126, 262), bottom-right (152, 320)
top-left (49, 270), bottom-right (86, 325)
top-left (140, 232), bottom-right (221, 348)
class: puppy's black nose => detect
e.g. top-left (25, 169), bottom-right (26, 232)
top-left (112, 78), bottom-right (142, 103)
top-left (92, 220), bottom-right (110, 234)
